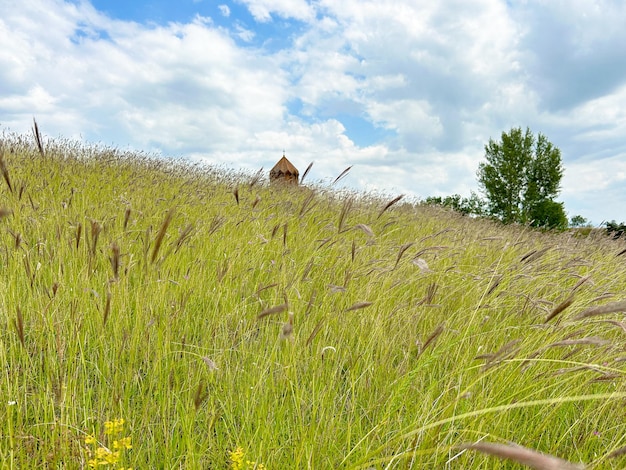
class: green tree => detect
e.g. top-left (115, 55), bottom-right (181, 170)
top-left (477, 127), bottom-right (564, 225)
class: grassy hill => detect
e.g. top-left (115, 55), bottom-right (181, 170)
top-left (1, 133), bottom-right (625, 469)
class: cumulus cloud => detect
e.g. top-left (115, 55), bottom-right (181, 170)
top-left (0, 0), bottom-right (625, 223)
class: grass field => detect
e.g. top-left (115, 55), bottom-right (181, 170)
top-left (1, 132), bottom-right (625, 469)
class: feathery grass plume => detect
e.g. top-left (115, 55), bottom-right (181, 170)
top-left (109, 242), bottom-right (120, 280)
top-left (394, 242), bottom-right (414, 269)
top-left (202, 357), bottom-right (218, 371)
top-left (486, 274), bottom-right (503, 296)
top-left (32, 118), bottom-right (45, 157)
top-left (301, 259), bottom-right (313, 281)
top-left (193, 381), bottom-right (209, 411)
top-left (103, 291), bottom-right (111, 326)
top-left (351, 240), bottom-right (356, 262)
top-left (521, 247), bottom-right (551, 264)
top-left (616, 247), bottom-right (626, 257)
top-left (416, 323), bottom-right (444, 357)
top-left (251, 194), bottom-right (261, 209)
top-left (282, 223), bottom-right (288, 247)
top-left (601, 319), bottom-right (626, 333)
top-left (257, 303), bottom-right (288, 319)
top-left (280, 312), bottom-right (294, 340)
top-left (332, 165), bottom-right (352, 185)
top-left (300, 161), bottom-right (313, 184)
top-left (545, 295), bottom-right (575, 322)
top-left (412, 258), bottom-right (432, 273)
top-left (208, 215), bottom-right (225, 235)
top-left (232, 186), bottom-right (239, 205)
top-left (174, 224), bottom-right (193, 253)
top-left (151, 209), bottom-right (174, 263)
top-left (574, 300), bottom-right (626, 319)
top-left (475, 339), bottom-right (522, 369)
top-left (216, 259), bottom-right (229, 282)
top-left (75, 222), bottom-right (82, 249)
top-left (0, 150), bottom-right (13, 193)
top-left (306, 318), bottom-right (324, 346)
top-left (299, 190), bottom-right (316, 217)
top-left (13, 307), bottom-right (25, 347)
top-left (304, 289), bottom-right (317, 316)
top-left (271, 223), bottom-right (280, 239)
top-left (377, 194), bottom-right (404, 219)
top-left (354, 223), bottom-right (375, 238)
top-left (346, 301), bottom-right (373, 312)
top-left (456, 441), bottom-right (585, 470)
top-left (248, 168), bottom-right (263, 188)
top-left (338, 198), bottom-right (353, 233)
top-left (90, 220), bottom-right (101, 257)
top-left (123, 207), bottom-right (131, 231)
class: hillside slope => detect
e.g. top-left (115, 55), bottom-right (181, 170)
top-left (1, 135), bottom-right (625, 468)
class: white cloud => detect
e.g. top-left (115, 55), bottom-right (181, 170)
top-left (218, 4), bottom-right (230, 17)
top-left (0, 0), bottom-right (625, 223)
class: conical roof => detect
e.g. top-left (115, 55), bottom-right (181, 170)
top-left (270, 155), bottom-right (299, 178)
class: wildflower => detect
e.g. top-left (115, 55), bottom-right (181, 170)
top-left (114, 437), bottom-right (132, 450)
top-left (84, 434), bottom-right (97, 445)
top-left (229, 447), bottom-right (245, 470)
top-left (104, 418), bottom-right (125, 435)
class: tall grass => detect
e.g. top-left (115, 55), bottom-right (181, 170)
top-left (0, 131), bottom-right (625, 468)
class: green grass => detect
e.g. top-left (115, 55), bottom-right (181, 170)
top-left (1, 132), bottom-right (625, 469)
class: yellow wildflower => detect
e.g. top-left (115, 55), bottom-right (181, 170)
top-left (84, 434), bottom-right (97, 445)
top-left (114, 436), bottom-right (133, 450)
top-left (229, 447), bottom-right (245, 470)
top-left (104, 418), bottom-right (125, 435)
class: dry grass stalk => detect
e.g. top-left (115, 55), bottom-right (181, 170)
top-left (193, 381), bottom-right (209, 411)
top-left (110, 242), bottom-right (120, 279)
top-left (305, 318), bottom-right (324, 346)
top-left (248, 168), bottom-right (263, 188)
top-left (475, 339), bottom-right (521, 369)
top-left (574, 300), bottom-right (626, 320)
top-left (351, 240), bottom-right (356, 262)
top-left (32, 118), bottom-right (45, 157)
top-left (304, 289), bottom-right (317, 316)
top-left (545, 295), bottom-right (575, 322)
top-left (377, 194), bottom-right (404, 219)
top-left (616, 247), bottom-right (626, 257)
top-left (232, 186), bottom-right (239, 205)
top-left (354, 223), bottom-right (375, 238)
top-left (457, 441), bottom-right (585, 470)
top-left (332, 166), bottom-right (352, 185)
top-left (521, 247), bottom-right (551, 264)
top-left (394, 242), bottom-right (414, 269)
top-left (486, 274), bottom-right (503, 296)
top-left (600, 320), bottom-right (626, 333)
top-left (346, 301), bottom-right (373, 312)
top-left (123, 207), bottom-right (131, 231)
top-left (282, 223), bottom-right (288, 247)
top-left (417, 323), bottom-right (444, 356)
top-left (300, 161), bottom-right (314, 184)
top-left (338, 198), bottom-right (353, 233)
top-left (75, 223), bottom-right (82, 249)
top-left (151, 209), bottom-right (174, 263)
top-left (257, 303), bottom-right (288, 319)
top-left (251, 195), bottom-right (261, 209)
top-left (13, 307), bottom-right (25, 347)
top-left (90, 220), bottom-right (101, 256)
top-left (208, 215), bottom-right (225, 235)
top-left (103, 291), bottom-right (111, 326)
top-left (299, 190), bottom-right (316, 217)
top-left (0, 151), bottom-right (13, 193)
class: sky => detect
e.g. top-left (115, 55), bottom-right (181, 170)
top-left (1, 0), bottom-right (626, 224)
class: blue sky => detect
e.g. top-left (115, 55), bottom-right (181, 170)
top-left (1, 0), bottom-right (626, 224)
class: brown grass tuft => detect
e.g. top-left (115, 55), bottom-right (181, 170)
top-left (110, 242), bottom-right (121, 279)
top-left (257, 303), bottom-right (288, 319)
top-left (300, 161), bottom-right (314, 184)
top-left (332, 166), bottom-right (352, 185)
top-left (394, 243), bottom-right (414, 269)
top-left (13, 307), bottom-right (25, 347)
top-left (0, 151), bottom-right (13, 193)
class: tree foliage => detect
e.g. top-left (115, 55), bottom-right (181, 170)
top-left (423, 192), bottom-right (487, 217)
top-left (477, 127), bottom-right (564, 227)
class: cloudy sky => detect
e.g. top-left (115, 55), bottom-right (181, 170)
top-left (1, 0), bottom-right (625, 223)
